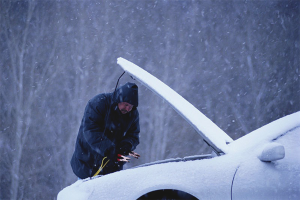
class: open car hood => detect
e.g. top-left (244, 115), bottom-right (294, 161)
top-left (117, 57), bottom-right (233, 154)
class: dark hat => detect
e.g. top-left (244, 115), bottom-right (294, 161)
top-left (116, 82), bottom-right (138, 107)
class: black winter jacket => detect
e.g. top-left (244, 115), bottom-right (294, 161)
top-left (71, 83), bottom-right (140, 179)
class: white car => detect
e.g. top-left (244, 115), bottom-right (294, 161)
top-left (58, 58), bottom-right (300, 200)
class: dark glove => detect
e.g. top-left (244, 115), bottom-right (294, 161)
top-left (104, 145), bottom-right (116, 161)
top-left (118, 142), bottom-right (132, 156)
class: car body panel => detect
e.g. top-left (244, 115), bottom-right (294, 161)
top-left (233, 127), bottom-right (300, 199)
top-left (59, 155), bottom-right (238, 200)
top-left (58, 121), bottom-right (300, 200)
top-left (117, 57), bottom-right (233, 154)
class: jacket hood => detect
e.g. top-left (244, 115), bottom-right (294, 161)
top-left (115, 82), bottom-right (139, 107)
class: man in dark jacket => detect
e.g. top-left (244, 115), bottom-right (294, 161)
top-left (71, 82), bottom-right (140, 179)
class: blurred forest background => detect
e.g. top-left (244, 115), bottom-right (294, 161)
top-left (0, 0), bottom-right (299, 199)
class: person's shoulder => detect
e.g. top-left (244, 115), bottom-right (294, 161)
top-left (90, 93), bottom-right (111, 102)
top-left (88, 93), bottom-right (113, 108)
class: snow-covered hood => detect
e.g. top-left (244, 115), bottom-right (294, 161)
top-left (117, 57), bottom-right (233, 154)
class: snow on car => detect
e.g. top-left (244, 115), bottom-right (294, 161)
top-left (58, 58), bottom-right (300, 200)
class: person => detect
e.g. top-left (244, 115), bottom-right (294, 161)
top-left (71, 82), bottom-right (140, 179)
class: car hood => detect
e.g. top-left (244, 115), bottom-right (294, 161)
top-left (117, 57), bottom-right (233, 154)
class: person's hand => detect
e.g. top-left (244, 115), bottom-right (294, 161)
top-left (104, 145), bottom-right (116, 162)
top-left (118, 142), bottom-right (132, 156)
top-left (117, 142), bottom-right (141, 162)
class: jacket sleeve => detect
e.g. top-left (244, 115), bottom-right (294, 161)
top-left (121, 110), bottom-right (140, 150)
top-left (81, 96), bottom-right (114, 157)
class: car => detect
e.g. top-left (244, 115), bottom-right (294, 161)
top-left (58, 58), bottom-right (300, 200)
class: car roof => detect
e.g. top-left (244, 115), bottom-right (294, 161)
top-left (117, 57), bottom-right (233, 155)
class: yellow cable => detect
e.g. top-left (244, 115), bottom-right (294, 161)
top-left (93, 157), bottom-right (110, 177)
